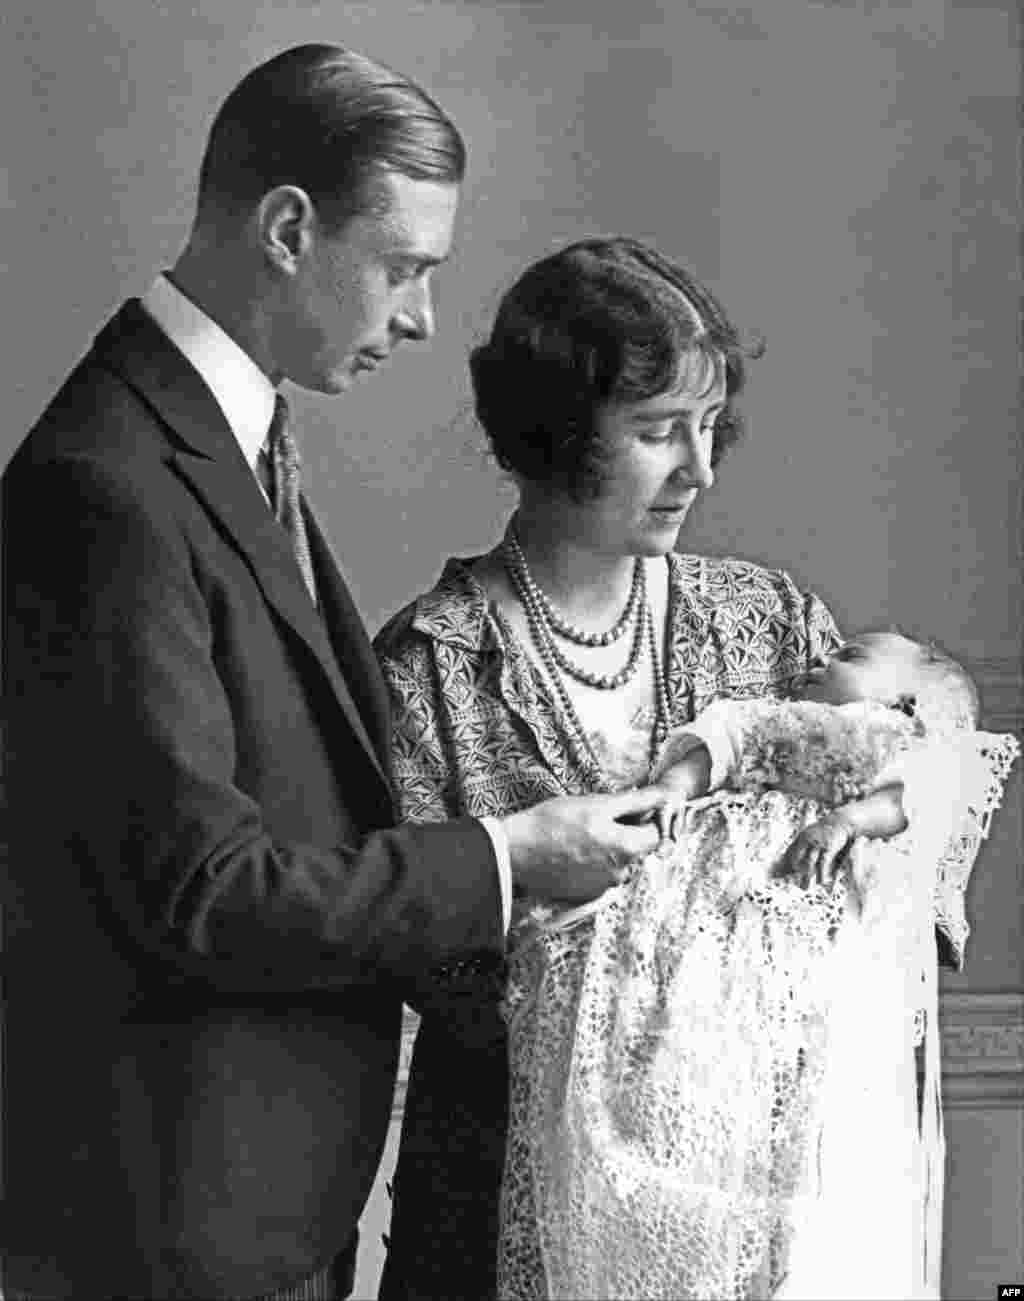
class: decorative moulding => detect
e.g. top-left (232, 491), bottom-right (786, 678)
top-left (972, 657), bottom-right (1024, 734)
top-left (939, 990), bottom-right (1024, 1110)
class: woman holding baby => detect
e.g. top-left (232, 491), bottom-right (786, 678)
top-left (375, 237), bottom-right (1017, 1301)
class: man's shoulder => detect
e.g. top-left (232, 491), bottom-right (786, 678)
top-left (374, 557), bottom-right (489, 661)
top-left (11, 352), bottom-right (167, 487)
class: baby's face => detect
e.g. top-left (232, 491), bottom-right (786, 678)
top-left (798, 632), bottom-right (923, 708)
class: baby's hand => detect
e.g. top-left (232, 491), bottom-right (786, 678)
top-left (779, 811), bottom-right (856, 888)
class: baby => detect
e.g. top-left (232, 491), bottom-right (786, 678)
top-left (648, 630), bottom-right (981, 892)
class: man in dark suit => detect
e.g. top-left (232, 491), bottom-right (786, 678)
top-left (0, 43), bottom-right (664, 1301)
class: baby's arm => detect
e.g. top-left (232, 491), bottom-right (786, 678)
top-left (655, 742), bottom-right (713, 799)
top-left (781, 782), bottom-right (907, 887)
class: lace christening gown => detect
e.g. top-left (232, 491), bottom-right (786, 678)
top-left (498, 699), bottom-right (1019, 1301)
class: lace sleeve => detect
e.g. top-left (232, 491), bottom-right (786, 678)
top-left (728, 700), bottom-right (915, 804)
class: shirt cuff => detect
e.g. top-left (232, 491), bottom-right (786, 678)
top-left (478, 816), bottom-right (513, 935)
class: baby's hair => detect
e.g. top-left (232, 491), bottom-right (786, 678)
top-left (919, 643), bottom-right (980, 731)
top-left (883, 625), bottom-right (980, 733)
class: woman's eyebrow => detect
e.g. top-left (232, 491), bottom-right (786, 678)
top-left (633, 400), bottom-right (725, 424)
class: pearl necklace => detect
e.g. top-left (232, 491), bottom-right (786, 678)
top-left (502, 529), bottom-right (673, 779)
top-left (505, 527), bottom-right (643, 647)
top-left (504, 530), bottom-right (647, 690)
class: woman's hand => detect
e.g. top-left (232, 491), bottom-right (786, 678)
top-left (779, 811), bottom-right (856, 888)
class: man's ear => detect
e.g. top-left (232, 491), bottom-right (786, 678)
top-left (256, 185), bottom-right (315, 274)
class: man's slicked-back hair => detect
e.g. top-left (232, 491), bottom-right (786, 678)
top-left (195, 43), bottom-right (466, 231)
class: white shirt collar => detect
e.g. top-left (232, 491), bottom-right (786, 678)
top-left (139, 273), bottom-right (277, 471)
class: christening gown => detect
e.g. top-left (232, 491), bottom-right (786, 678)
top-left (497, 698), bottom-right (1019, 1301)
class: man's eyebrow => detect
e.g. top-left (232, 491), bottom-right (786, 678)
top-left (390, 249), bottom-right (451, 270)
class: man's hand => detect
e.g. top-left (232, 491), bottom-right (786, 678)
top-left (643, 744), bottom-right (712, 848)
top-left (778, 811), bottom-right (856, 888)
top-left (502, 787), bottom-right (666, 905)
top-left (642, 780), bottom-right (690, 849)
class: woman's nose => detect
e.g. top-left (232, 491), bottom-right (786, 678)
top-left (679, 429), bottom-right (714, 490)
top-left (690, 446), bottom-right (714, 490)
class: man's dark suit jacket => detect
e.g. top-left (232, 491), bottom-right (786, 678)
top-left (0, 302), bottom-right (503, 1299)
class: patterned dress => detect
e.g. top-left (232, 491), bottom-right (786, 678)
top-left (373, 551), bottom-right (841, 1301)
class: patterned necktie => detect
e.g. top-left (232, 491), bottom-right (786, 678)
top-left (261, 394), bottom-right (318, 606)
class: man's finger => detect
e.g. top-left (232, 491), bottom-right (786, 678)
top-left (619, 821), bottom-right (661, 857)
top-left (609, 785), bottom-right (674, 818)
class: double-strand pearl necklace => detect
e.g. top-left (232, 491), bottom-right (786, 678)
top-left (502, 525), bottom-right (672, 778)
top-left (508, 532), bottom-right (645, 647)
top-left (505, 527), bottom-right (648, 690)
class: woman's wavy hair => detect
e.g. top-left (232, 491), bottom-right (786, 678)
top-left (469, 236), bottom-right (763, 501)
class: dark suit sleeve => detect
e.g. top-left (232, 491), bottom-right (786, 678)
top-left (3, 456), bottom-right (502, 994)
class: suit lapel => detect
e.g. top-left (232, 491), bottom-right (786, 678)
top-left (303, 505), bottom-right (393, 775)
top-left (171, 452), bottom-right (391, 792)
top-left (94, 302), bottom-right (392, 798)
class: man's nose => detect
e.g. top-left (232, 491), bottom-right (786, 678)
top-left (395, 280), bottom-right (435, 342)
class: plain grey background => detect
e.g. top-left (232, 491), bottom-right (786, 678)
top-left (1, 2), bottom-right (1020, 1296)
